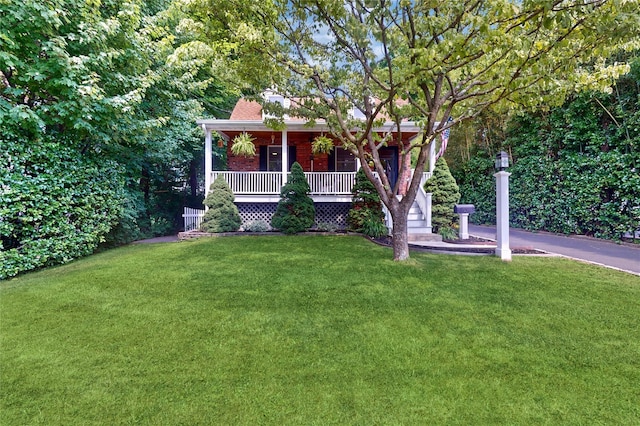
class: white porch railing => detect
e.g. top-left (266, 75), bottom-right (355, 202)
top-left (305, 172), bottom-right (356, 194)
top-left (210, 171), bottom-right (357, 195)
top-left (182, 207), bottom-right (205, 231)
top-left (212, 171), bottom-right (283, 194)
top-left (414, 170), bottom-right (433, 231)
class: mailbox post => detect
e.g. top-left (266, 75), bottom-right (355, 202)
top-left (454, 204), bottom-right (475, 240)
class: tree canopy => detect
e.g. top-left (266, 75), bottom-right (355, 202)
top-left (0, 0), bottom-right (241, 277)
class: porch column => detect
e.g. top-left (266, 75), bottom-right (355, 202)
top-left (429, 139), bottom-right (436, 173)
top-left (282, 129), bottom-right (288, 184)
top-left (203, 125), bottom-right (212, 195)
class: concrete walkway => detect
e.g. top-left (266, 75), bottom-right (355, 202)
top-left (469, 224), bottom-right (640, 276)
top-left (131, 235), bottom-right (179, 244)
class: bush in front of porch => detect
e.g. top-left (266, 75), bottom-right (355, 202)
top-left (347, 168), bottom-right (387, 237)
top-left (200, 175), bottom-right (241, 233)
top-left (424, 157), bottom-right (460, 234)
top-left (271, 162), bottom-right (315, 234)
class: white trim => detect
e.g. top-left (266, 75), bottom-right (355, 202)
top-left (196, 118), bottom-right (422, 136)
top-left (281, 130), bottom-right (288, 184)
top-left (203, 125), bottom-right (212, 197)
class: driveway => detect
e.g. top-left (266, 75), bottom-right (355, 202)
top-left (469, 224), bottom-right (640, 276)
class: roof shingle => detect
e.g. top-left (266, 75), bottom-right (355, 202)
top-left (229, 99), bottom-right (262, 120)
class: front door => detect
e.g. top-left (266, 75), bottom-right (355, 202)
top-left (259, 146), bottom-right (297, 171)
top-left (267, 145), bottom-right (282, 171)
top-left (379, 147), bottom-right (398, 190)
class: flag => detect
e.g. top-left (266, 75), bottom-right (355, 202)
top-left (436, 117), bottom-right (453, 159)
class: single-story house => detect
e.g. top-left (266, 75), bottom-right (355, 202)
top-left (192, 92), bottom-right (437, 237)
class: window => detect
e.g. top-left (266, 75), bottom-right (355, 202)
top-left (263, 95), bottom-right (290, 119)
top-left (268, 146), bottom-right (282, 171)
top-left (336, 149), bottom-right (356, 172)
top-left (351, 107), bottom-right (366, 120)
top-left (268, 95), bottom-right (285, 107)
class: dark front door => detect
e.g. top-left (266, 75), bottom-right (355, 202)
top-left (259, 146), bottom-right (297, 171)
top-left (379, 147), bottom-right (398, 190)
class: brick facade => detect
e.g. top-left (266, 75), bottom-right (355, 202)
top-left (225, 131), bottom-right (338, 172)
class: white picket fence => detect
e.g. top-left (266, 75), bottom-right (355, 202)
top-left (182, 207), bottom-right (205, 231)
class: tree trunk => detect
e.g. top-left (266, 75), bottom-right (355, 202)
top-left (390, 208), bottom-right (410, 261)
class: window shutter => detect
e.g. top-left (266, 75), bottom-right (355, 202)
top-left (259, 146), bottom-right (267, 171)
top-left (288, 146), bottom-right (297, 170)
top-left (328, 149), bottom-right (336, 172)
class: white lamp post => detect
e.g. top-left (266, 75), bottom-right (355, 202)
top-left (494, 151), bottom-right (512, 261)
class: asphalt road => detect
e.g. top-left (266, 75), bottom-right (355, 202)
top-left (469, 224), bottom-right (640, 276)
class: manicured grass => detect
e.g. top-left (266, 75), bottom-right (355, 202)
top-left (1, 235), bottom-right (639, 424)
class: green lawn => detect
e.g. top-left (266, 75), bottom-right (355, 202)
top-left (1, 235), bottom-right (639, 424)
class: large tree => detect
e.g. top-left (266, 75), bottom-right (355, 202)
top-left (217, 0), bottom-right (638, 260)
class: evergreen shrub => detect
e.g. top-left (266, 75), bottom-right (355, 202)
top-left (347, 168), bottom-right (387, 237)
top-left (424, 157), bottom-right (461, 233)
top-left (270, 163), bottom-right (315, 234)
top-left (200, 176), bottom-right (241, 233)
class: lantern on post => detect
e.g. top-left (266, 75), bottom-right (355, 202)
top-left (495, 151), bottom-right (509, 171)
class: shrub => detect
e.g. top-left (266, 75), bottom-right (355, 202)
top-left (200, 176), bottom-right (241, 233)
top-left (0, 139), bottom-right (125, 279)
top-left (347, 168), bottom-right (387, 237)
top-left (438, 226), bottom-right (458, 241)
top-left (244, 220), bottom-right (270, 232)
top-left (270, 162), bottom-right (315, 234)
top-left (316, 222), bottom-right (338, 232)
top-left (362, 219), bottom-right (388, 238)
top-left (423, 157), bottom-right (461, 233)
top-left (453, 154), bottom-right (496, 224)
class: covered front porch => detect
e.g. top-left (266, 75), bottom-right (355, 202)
top-left (185, 169), bottom-right (435, 238)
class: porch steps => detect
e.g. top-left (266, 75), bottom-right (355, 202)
top-left (407, 203), bottom-right (442, 242)
top-left (408, 232), bottom-right (442, 242)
